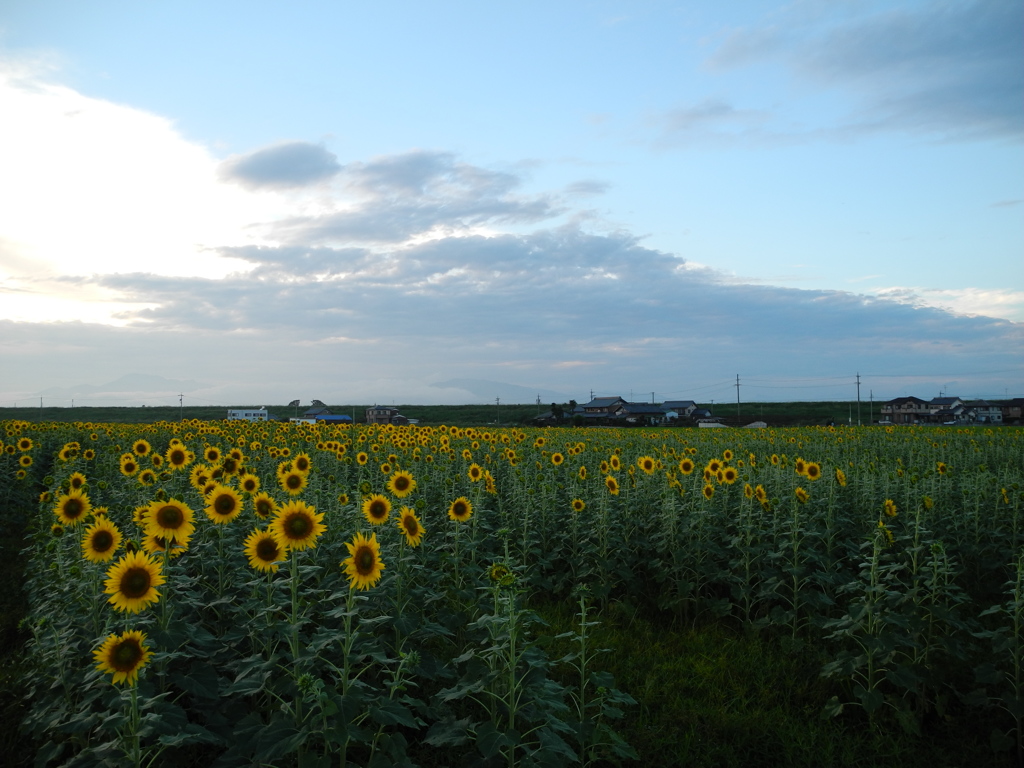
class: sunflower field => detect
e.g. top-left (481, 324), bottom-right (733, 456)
top-left (1, 418), bottom-right (1022, 767)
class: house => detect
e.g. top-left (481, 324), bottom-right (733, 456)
top-left (227, 408), bottom-right (268, 421)
top-left (580, 396), bottom-right (628, 424)
top-left (366, 406), bottom-right (403, 425)
top-left (966, 400), bottom-right (1002, 424)
top-left (613, 402), bottom-right (667, 426)
top-left (662, 400), bottom-right (698, 419)
top-left (881, 396), bottom-right (929, 425)
top-left (997, 398), bottom-right (1024, 425)
top-left (304, 406), bottom-right (332, 418)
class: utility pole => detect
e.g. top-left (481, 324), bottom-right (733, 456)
top-left (869, 390), bottom-right (873, 425)
top-left (736, 374), bottom-right (741, 422)
top-left (710, 399), bottom-right (714, 416)
top-left (496, 397), bottom-right (500, 424)
top-left (856, 373), bottom-right (862, 426)
top-left (536, 394), bottom-right (541, 416)
top-left (179, 393), bottom-right (184, 422)
top-left (651, 391), bottom-right (655, 404)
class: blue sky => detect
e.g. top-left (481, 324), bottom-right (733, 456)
top-left (1, 0), bottom-right (1021, 408)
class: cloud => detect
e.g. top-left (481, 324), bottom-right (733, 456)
top-left (698, 0), bottom-right (1024, 142)
top-left (263, 150), bottom-right (565, 245)
top-left (219, 141), bottom-right (342, 189)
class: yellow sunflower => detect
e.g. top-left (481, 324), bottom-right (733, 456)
top-left (605, 476), bottom-right (620, 496)
top-left (609, 455), bottom-right (621, 471)
top-left (356, 452), bottom-right (369, 465)
top-left (396, 507), bottom-right (425, 547)
top-left (204, 485), bottom-right (243, 524)
top-left (467, 463), bottom-right (484, 482)
top-left (252, 491), bottom-right (278, 519)
top-left (165, 444), bottom-right (193, 470)
top-left (137, 469), bottom-right (157, 486)
top-left (387, 470), bottom-right (417, 499)
top-left (278, 469), bottom-right (308, 496)
top-left (805, 462), bottom-right (821, 481)
top-left (795, 487), bottom-right (809, 504)
top-left (551, 453), bottom-right (565, 466)
top-left (883, 498), bottom-right (898, 518)
top-left (141, 533), bottom-right (189, 558)
top-left (239, 473), bottom-right (261, 495)
top-left (204, 446), bottom-right (221, 464)
top-left (362, 494), bottom-right (392, 525)
top-left (269, 501), bottom-right (326, 551)
top-left (722, 466), bottom-right (738, 485)
top-left (18, 454), bottom-right (33, 468)
top-left (17, 437), bottom-right (33, 451)
top-left (448, 497), bottom-right (473, 522)
top-left (132, 439), bottom-right (152, 457)
top-left (119, 454), bottom-right (139, 476)
top-left (104, 550), bottom-right (165, 613)
top-left (81, 518), bottom-right (123, 563)
top-left (93, 630), bottom-right (153, 686)
top-left (637, 456), bottom-right (657, 475)
top-left (835, 468), bottom-right (847, 487)
top-left (578, 466), bottom-right (587, 480)
top-left (342, 532), bottom-right (385, 591)
top-left (243, 529), bottom-right (285, 572)
top-left (702, 484), bottom-right (714, 500)
top-left (571, 498), bottom-right (586, 512)
top-left (145, 499), bottom-right (196, 543)
top-left (54, 489), bottom-right (92, 526)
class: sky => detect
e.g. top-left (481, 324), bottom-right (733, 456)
top-left (0, 0), bottom-right (1021, 409)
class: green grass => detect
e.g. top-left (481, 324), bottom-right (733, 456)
top-left (535, 600), bottom-right (1006, 768)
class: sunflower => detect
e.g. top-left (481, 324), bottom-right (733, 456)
top-left (137, 469), bottom-right (156, 486)
top-left (356, 452), bottom-right (369, 465)
top-left (805, 462), bottom-right (821, 481)
top-left (337, 493), bottom-right (350, 506)
top-left (835, 468), bottom-right (847, 487)
top-left (243, 529), bottom-right (285, 572)
top-left (577, 466), bottom-right (587, 481)
top-left (252, 492), bottom-right (277, 519)
top-left (165, 444), bottom-right (192, 470)
top-left (722, 449), bottom-right (734, 461)
top-left (54, 489), bottom-right (92, 526)
top-left (678, 459), bottom-right (694, 474)
top-left (51, 524), bottom-right (64, 536)
top-left (448, 497), bottom-right (474, 522)
top-left (770, 454), bottom-right (780, 466)
top-left (795, 487), bottom-right (809, 504)
top-left (795, 458), bottom-right (807, 476)
top-left (93, 630), bottom-right (153, 685)
top-left (291, 452), bottom-right (311, 473)
top-left (467, 463), bottom-right (484, 482)
top-left (396, 507), bottom-right (425, 547)
top-left (145, 499), bottom-right (195, 543)
top-left (387, 470), bottom-right (417, 498)
top-left (722, 467), bottom-right (738, 485)
top-left (605, 476), bottom-right (620, 496)
top-left (551, 453), bottom-right (565, 467)
top-left (119, 454), bottom-right (139, 476)
top-left (637, 456), bottom-right (657, 475)
top-left (132, 439), bottom-right (152, 457)
top-left (18, 454), bottom-right (32, 468)
top-left (204, 446), bottom-right (221, 464)
top-left (142, 533), bottom-right (189, 558)
top-left (362, 494), bottom-right (392, 525)
top-left (204, 485), bottom-right (243, 524)
top-left (702, 484), bottom-right (714, 500)
top-left (609, 455), bottom-right (621, 471)
top-left (883, 499), bottom-right (898, 518)
top-left (81, 518), bottom-right (123, 563)
top-left (571, 498), bottom-right (586, 512)
top-left (936, 462), bottom-right (948, 475)
top-left (279, 469), bottom-right (308, 496)
top-left (707, 459), bottom-right (722, 474)
top-left (17, 437), bottom-right (33, 451)
top-left (743, 483), bottom-right (754, 499)
top-left (270, 501), bottom-right (326, 551)
top-left (239, 473), bottom-right (261, 495)
top-left (104, 550), bottom-right (165, 613)
top-left (342, 532), bottom-right (385, 591)
top-left (754, 484), bottom-right (767, 502)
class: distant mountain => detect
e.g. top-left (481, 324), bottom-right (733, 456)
top-left (40, 374), bottom-right (206, 400)
top-left (430, 378), bottom-right (572, 404)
